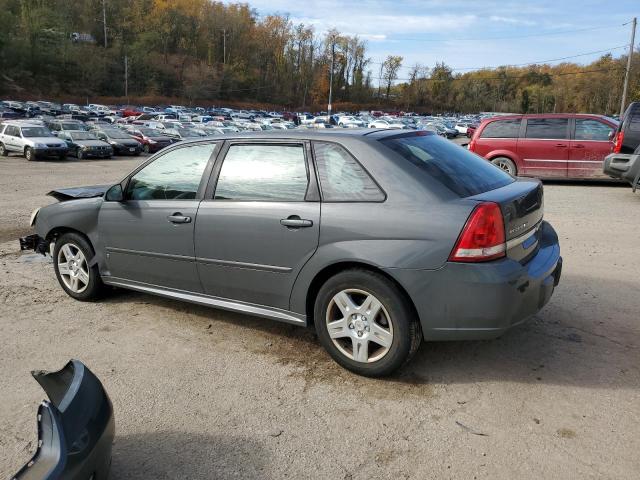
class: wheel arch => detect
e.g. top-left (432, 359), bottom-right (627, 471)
top-left (45, 226), bottom-right (96, 254)
top-left (304, 261), bottom-right (420, 330)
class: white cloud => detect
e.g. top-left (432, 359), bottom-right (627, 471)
top-left (489, 15), bottom-right (537, 26)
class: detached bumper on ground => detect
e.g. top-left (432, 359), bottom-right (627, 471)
top-left (19, 233), bottom-right (48, 255)
top-left (390, 221), bottom-right (562, 341)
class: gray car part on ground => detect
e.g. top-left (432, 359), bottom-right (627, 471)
top-left (603, 150), bottom-right (640, 191)
top-left (12, 360), bottom-right (115, 480)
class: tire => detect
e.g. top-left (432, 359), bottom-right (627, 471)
top-left (25, 147), bottom-right (35, 161)
top-left (0, 143), bottom-right (8, 156)
top-left (491, 156), bottom-right (517, 176)
top-left (143, 144), bottom-right (150, 154)
top-left (77, 149), bottom-right (84, 160)
top-left (314, 269), bottom-right (422, 377)
top-left (53, 232), bottom-right (105, 301)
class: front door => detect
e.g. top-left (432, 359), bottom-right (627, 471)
top-left (569, 118), bottom-right (615, 179)
top-left (194, 142), bottom-right (320, 310)
top-left (98, 143), bottom-right (218, 291)
top-left (518, 117), bottom-right (569, 178)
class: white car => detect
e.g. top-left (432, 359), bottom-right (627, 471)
top-left (0, 122), bottom-right (68, 161)
top-left (338, 116), bottom-right (365, 128)
top-left (368, 119), bottom-right (403, 129)
top-left (454, 123), bottom-right (470, 134)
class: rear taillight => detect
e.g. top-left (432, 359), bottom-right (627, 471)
top-left (613, 131), bottom-right (624, 153)
top-left (449, 202), bottom-right (506, 262)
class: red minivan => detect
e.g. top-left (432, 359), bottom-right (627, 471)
top-left (469, 114), bottom-right (617, 179)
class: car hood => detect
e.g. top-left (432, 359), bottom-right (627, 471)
top-left (30, 137), bottom-right (66, 145)
top-left (48, 184), bottom-right (110, 202)
top-left (74, 140), bottom-right (110, 147)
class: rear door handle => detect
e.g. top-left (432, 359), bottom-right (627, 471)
top-left (280, 215), bottom-right (313, 228)
top-left (167, 213), bottom-right (192, 224)
top-left (572, 144), bottom-right (585, 148)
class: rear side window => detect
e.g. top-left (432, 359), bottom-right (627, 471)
top-left (525, 118), bottom-right (568, 139)
top-left (574, 119), bottom-right (613, 141)
top-left (380, 133), bottom-right (514, 197)
top-left (214, 144), bottom-right (308, 201)
top-left (480, 119), bottom-right (521, 138)
top-left (313, 142), bottom-right (384, 202)
top-left (629, 105), bottom-right (640, 132)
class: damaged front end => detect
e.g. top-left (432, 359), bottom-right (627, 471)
top-left (12, 360), bottom-right (115, 480)
top-left (19, 234), bottom-right (49, 255)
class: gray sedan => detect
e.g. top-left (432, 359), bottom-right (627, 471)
top-left (21, 130), bottom-right (562, 376)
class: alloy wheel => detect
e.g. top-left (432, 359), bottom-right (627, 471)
top-left (325, 289), bottom-right (393, 363)
top-left (57, 243), bottom-right (90, 293)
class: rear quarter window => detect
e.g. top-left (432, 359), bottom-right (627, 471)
top-left (480, 119), bottom-right (521, 138)
top-left (380, 132), bottom-right (514, 197)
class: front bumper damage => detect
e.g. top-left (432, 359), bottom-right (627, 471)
top-left (12, 360), bottom-right (115, 480)
top-left (19, 234), bottom-right (49, 255)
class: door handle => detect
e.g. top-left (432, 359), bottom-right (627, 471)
top-left (167, 213), bottom-right (192, 224)
top-left (280, 215), bottom-right (313, 228)
top-left (555, 143), bottom-right (567, 147)
top-left (572, 144), bottom-right (585, 148)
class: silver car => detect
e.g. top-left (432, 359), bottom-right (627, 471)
top-left (21, 130), bottom-right (562, 376)
top-left (0, 122), bottom-right (68, 160)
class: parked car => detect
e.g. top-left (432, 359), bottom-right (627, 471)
top-left (21, 130), bottom-right (561, 376)
top-left (58, 130), bottom-right (113, 159)
top-left (163, 127), bottom-right (203, 141)
top-left (611, 101), bottom-right (640, 154)
top-left (93, 128), bottom-right (142, 155)
top-left (469, 113), bottom-right (617, 178)
top-left (0, 121), bottom-right (68, 160)
top-left (368, 119), bottom-right (404, 129)
top-left (125, 127), bottom-right (173, 153)
top-left (46, 119), bottom-right (89, 133)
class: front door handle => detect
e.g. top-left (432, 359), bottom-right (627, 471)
top-left (555, 143), bottom-right (567, 147)
top-left (167, 213), bottom-right (192, 224)
top-left (280, 215), bottom-right (313, 228)
top-left (572, 144), bottom-right (585, 148)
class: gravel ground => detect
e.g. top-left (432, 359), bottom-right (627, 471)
top-left (1, 150), bottom-right (639, 479)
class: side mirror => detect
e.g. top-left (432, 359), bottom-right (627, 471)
top-left (105, 184), bottom-right (124, 202)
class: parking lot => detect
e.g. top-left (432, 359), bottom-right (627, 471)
top-left (1, 152), bottom-right (639, 479)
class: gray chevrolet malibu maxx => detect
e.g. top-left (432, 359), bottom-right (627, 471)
top-left (22, 130), bottom-right (561, 376)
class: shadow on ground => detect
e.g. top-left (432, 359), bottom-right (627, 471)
top-left (98, 271), bottom-right (640, 394)
top-left (110, 431), bottom-right (268, 479)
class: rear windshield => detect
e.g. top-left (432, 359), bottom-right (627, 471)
top-left (380, 132), bottom-right (514, 197)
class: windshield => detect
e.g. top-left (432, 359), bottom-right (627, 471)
top-left (21, 127), bottom-right (51, 137)
top-left (62, 122), bottom-right (84, 130)
top-left (380, 132), bottom-right (514, 197)
top-left (104, 130), bottom-right (131, 139)
top-left (70, 132), bottom-right (98, 141)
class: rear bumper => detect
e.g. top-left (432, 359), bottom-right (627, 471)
top-left (389, 221), bottom-right (561, 341)
top-left (603, 152), bottom-right (640, 187)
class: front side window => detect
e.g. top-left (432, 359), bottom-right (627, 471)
top-left (214, 144), bottom-right (308, 201)
top-left (574, 119), bottom-right (614, 141)
top-left (313, 142), bottom-right (384, 202)
top-left (480, 119), bottom-right (521, 138)
top-left (127, 143), bottom-right (216, 200)
top-left (525, 118), bottom-right (568, 139)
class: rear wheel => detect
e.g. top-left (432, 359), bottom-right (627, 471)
top-left (24, 147), bottom-right (35, 161)
top-left (314, 269), bottom-right (421, 377)
top-left (53, 232), bottom-right (105, 301)
top-left (491, 156), bottom-right (517, 176)
top-left (0, 143), bottom-right (8, 156)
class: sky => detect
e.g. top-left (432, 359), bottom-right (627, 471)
top-left (223, 0), bottom-right (637, 83)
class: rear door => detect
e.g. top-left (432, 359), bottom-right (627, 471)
top-left (194, 141), bottom-right (320, 310)
top-left (569, 118), bottom-right (615, 179)
top-left (517, 117), bottom-right (569, 178)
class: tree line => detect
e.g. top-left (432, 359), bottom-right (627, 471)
top-left (0, 0), bottom-right (637, 114)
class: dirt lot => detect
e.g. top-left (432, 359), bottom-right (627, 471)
top-left (1, 151), bottom-right (639, 479)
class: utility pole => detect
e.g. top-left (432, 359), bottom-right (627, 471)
top-left (124, 55), bottom-right (128, 102)
top-left (328, 38), bottom-right (335, 116)
top-left (620, 17), bottom-right (637, 117)
top-left (221, 29), bottom-right (228, 64)
top-left (102, 0), bottom-right (107, 48)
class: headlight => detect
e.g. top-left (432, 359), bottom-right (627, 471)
top-left (148, 139), bottom-right (157, 144)
top-left (29, 208), bottom-right (40, 226)
top-left (34, 142), bottom-right (46, 148)
top-left (82, 145), bottom-right (90, 150)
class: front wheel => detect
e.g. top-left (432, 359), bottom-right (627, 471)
top-left (491, 156), bottom-right (517, 176)
top-left (53, 232), bottom-right (105, 301)
top-left (77, 149), bottom-right (84, 160)
top-left (143, 144), bottom-right (150, 154)
top-left (25, 147), bottom-right (35, 161)
top-left (314, 269), bottom-right (422, 377)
